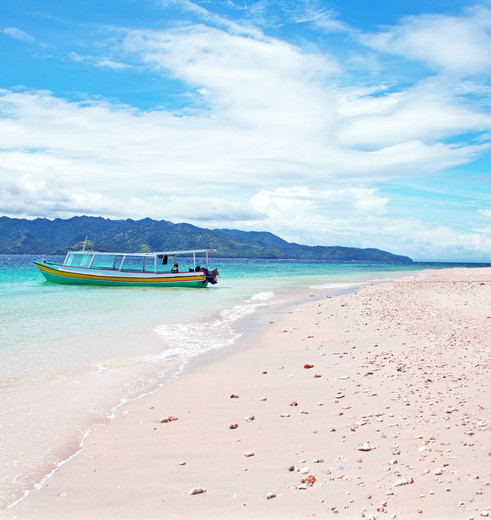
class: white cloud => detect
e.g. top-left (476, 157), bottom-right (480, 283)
top-left (247, 186), bottom-right (391, 245)
top-left (118, 24), bottom-right (487, 177)
top-left (158, 0), bottom-right (264, 39)
top-left (378, 219), bottom-right (491, 261)
top-left (245, 196), bottom-right (491, 260)
top-left (2, 27), bottom-right (34, 43)
top-left (156, 195), bottom-right (264, 221)
top-left (360, 5), bottom-right (491, 76)
top-left (337, 80), bottom-right (491, 147)
top-left (122, 24), bottom-right (340, 113)
top-left (251, 186), bottom-right (388, 216)
top-left (68, 52), bottom-right (133, 70)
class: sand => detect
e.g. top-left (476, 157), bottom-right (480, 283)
top-left (3, 268), bottom-right (490, 519)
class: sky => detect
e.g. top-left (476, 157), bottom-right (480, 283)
top-left (1, 0), bottom-right (490, 261)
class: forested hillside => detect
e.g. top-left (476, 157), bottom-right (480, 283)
top-left (0, 216), bottom-right (413, 263)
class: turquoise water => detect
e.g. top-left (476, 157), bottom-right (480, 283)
top-left (1, 254), bottom-right (488, 510)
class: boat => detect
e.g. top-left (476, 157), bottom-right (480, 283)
top-left (33, 249), bottom-right (219, 287)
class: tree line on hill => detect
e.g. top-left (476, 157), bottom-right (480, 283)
top-left (0, 216), bottom-right (412, 263)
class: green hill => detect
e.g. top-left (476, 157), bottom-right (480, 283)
top-left (0, 216), bottom-right (412, 263)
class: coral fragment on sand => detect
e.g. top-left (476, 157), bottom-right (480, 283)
top-left (358, 442), bottom-right (376, 451)
top-left (159, 416), bottom-right (179, 423)
top-left (302, 475), bottom-right (317, 486)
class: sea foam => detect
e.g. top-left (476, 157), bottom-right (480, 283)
top-left (155, 291), bottom-right (277, 358)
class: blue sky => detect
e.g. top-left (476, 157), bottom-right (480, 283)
top-left (1, 0), bottom-right (490, 261)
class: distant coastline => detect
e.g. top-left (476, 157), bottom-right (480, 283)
top-left (0, 216), bottom-right (412, 263)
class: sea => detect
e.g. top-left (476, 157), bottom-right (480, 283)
top-left (1, 254), bottom-right (489, 511)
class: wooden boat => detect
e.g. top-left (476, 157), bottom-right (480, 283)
top-left (33, 249), bottom-right (219, 287)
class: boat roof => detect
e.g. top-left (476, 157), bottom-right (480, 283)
top-left (67, 249), bottom-right (216, 257)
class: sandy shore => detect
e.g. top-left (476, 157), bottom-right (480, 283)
top-left (4, 268), bottom-right (490, 519)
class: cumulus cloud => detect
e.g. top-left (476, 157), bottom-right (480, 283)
top-left (247, 186), bottom-right (390, 246)
top-left (370, 218), bottom-right (491, 261)
top-left (247, 200), bottom-right (491, 260)
top-left (242, 185), bottom-right (491, 260)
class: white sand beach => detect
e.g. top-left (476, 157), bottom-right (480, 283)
top-left (4, 268), bottom-right (490, 519)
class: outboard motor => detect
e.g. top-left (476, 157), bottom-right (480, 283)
top-left (204, 268), bottom-right (219, 284)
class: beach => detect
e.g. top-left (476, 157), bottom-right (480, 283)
top-left (3, 267), bottom-right (490, 519)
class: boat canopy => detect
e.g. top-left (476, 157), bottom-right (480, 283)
top-left (66, 249), bottom-right (216, 258)
top-left (64, 249), bottom-right (217, 272)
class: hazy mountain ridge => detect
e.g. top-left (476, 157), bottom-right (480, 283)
top-left (0, 216), bottom-right (412, 263)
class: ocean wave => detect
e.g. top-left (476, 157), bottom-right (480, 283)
top-left (154, 292), bottom-right (277, 360)
top-left (246, 291), bottom-right (275, 302)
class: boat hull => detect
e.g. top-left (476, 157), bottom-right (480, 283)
top-left (33, 260), bottom-right (210, 288)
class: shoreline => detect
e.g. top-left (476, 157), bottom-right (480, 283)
top-left (180, 281), bottom-right (367, 381)
top-left (2, 281), bottom-right (363, 513)
top-left (3, 268), bottom-right (490, 519)
top-left (0, 280), bottom-right (361, 513)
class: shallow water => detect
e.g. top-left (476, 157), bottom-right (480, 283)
top-left (0, 254), bottom-right (488, 510)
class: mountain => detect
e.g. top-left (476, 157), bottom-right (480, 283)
top-left (0, 216), bottom-right (412, 263)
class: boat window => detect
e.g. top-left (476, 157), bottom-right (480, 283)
top-left (91, 254), bottom-right (116, 269)
top-left (65, 253), bottom-right (92, 267)
top-left (120, 256), bottom-right (145, 272)
top-left (65, 252), bottom-right (76, 266)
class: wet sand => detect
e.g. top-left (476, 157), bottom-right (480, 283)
top-left (4, 268), bottom-right (490, 519)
